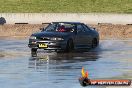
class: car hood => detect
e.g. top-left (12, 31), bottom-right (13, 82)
top-left (32, 31), bottom-right (73, 38)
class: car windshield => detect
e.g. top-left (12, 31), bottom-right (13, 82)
top-left (44, 23), bottom-right (75, 32)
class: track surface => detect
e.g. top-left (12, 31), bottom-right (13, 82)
top-left (0, 39), bottom-right (132, 88)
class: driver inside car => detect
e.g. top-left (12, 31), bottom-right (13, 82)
top-left (57, 25), bottom-right (66, 32)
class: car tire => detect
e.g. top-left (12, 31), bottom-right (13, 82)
top-left (92, 38), bottom-right (98, 48)
top-left (65, 39), bottom-right (74, 52)
top-left (31, 48), bottom-right (37, 57)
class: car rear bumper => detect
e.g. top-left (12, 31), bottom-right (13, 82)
top-left (28, 40), bottom-right (67, 50)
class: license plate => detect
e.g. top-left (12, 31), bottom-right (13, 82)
top-left (39, 43), bottom-right (47, 48)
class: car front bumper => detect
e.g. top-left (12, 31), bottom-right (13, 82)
top-left (28, 40), bottom-right (67, 50)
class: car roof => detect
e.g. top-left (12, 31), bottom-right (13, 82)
top-left (52, 22), bottom-right (83, 24)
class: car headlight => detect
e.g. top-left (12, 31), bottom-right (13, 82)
top-left (29, 36), bottom-right (36, 39)
top-left (50, 37), bottom-right (64, 40)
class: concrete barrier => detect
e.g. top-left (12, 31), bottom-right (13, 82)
top-left (0, 13), bottom-right (132, 24)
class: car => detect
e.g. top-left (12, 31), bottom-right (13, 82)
top-left (28, 22), bottom-right (99, 54)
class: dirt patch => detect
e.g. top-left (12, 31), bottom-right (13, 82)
top-left (0, 24), bottom-right (43, 37)
top-left (91, 24), bottom-right (132, 39)
top-left (0, 24), bottom-right (132, 39)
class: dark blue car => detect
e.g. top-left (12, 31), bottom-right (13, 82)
top-left (28, 22), bottom-right (99, 54)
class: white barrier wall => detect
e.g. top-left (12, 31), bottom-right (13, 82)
top-left (0, 13), bottom-right (132, 24)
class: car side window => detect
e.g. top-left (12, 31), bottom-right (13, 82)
top-left (77, 24), bottom-right (85, 33)
top-left (82, 24), bottom-right (91, 31)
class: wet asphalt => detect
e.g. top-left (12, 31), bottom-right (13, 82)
top-left (0, 38), bottom-right (132, 88)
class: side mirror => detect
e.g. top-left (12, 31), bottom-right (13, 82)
top-left (40, 28), bottom-right (44, 30)
top-left (92, 28), bottom-right (96, 30)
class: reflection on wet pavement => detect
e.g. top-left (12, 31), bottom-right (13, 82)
top-left (0, 39), bottom-right (132, 88)
top-left (29, 51), bottom-right (99, 71)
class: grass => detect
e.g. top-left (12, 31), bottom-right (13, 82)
top-left (0, 0), bottom-right (132, 13)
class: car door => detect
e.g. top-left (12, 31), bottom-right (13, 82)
top-left (82, 24), bottom-right (93, 46)
top-left (74, 24), bottom-right (89, 48)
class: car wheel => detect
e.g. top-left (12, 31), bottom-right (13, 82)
top-left (65, 39), bottom-right (74, 52)
top-left (31, 48), bottom-right (37, 57)
top-left (92, 38), bottom-right (98, 48)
